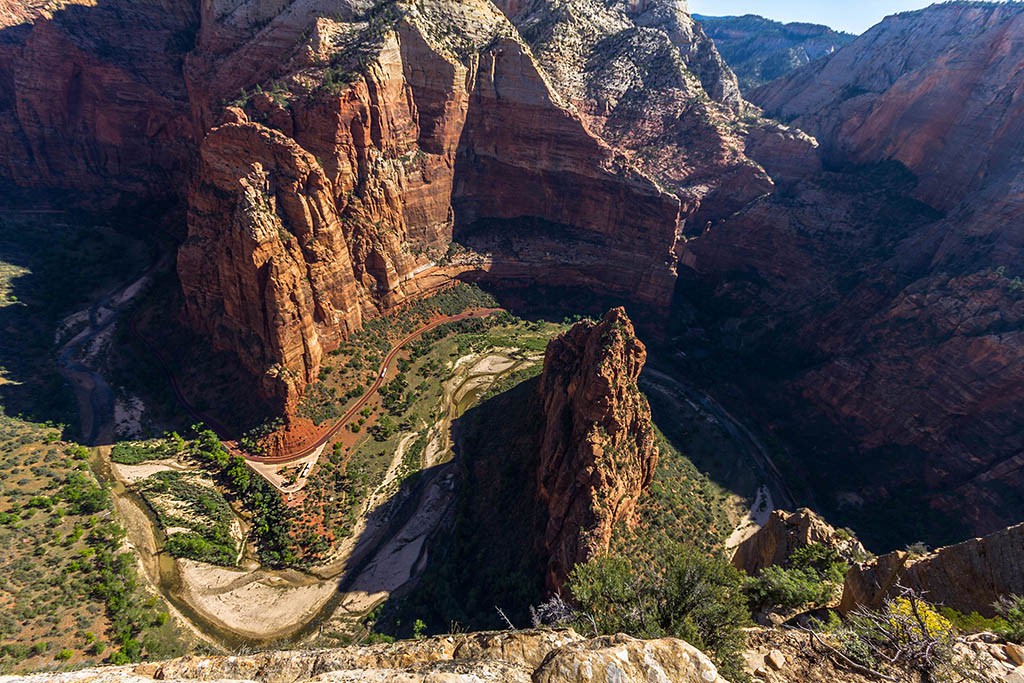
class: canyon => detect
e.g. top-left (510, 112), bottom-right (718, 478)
top-left (1, 0), bottom-right (808, 417)
top-left (682, 2), bottom-right (1024, 544)
top-left (1, 0), bottom-right (1024, 674)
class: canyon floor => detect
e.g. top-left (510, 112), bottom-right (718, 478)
top-left (0, 209), bottom-right (780, 663)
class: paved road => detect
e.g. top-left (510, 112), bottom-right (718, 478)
top-left (247, 308), bottom-right (501, 464)
top-left (641, 366), bottom-right (799, 511)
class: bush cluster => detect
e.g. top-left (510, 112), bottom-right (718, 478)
top-left (190, 428), bottom-right (295, 566)
top-left (567, 544), bottom-right (750, 682)
top-left (744, 543), bottom-right (849, 612)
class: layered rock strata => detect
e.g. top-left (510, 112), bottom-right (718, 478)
top-left (841, 522), bottom-right (1024, 618)
top-left (684, 2), bottom-right (1024, 537)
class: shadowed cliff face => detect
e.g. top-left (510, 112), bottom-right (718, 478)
top-left (0, 0), bottom-right (198, 202)
top-left (536, 308), bottom-right (658, 589)
top-left (684, 2), bottom-right (1024, 542)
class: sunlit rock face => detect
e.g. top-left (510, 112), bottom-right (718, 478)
top-left (536, 308), bottom-right (658, 589)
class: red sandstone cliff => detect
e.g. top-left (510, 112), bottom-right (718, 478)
top-left (0, 0), bottom-right (808, 418)
top-left (682, 3), bottom-right (1024, 539)
top-left (168, 0), bottom-right (795, 413)
top-left (536, 307), bottom-right (658, 589)
top-left (0, 0), bottom-right (197, 201)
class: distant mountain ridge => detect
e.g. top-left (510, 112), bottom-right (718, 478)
top-left (684, 1), bottom-right (1024, 544)
top-left (694, 13), bottom-right (855, 91)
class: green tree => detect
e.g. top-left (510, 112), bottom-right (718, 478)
top-left (745, 543), bottom-right (848, 612)
top-left (568, 544), bottom-right (750, 682)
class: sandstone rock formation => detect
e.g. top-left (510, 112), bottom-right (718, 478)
top-left (731, 508), bottom-right (866, 575)
top-left (536, 307), bottom-right (658, 589)
top-left (0, 0), bottom-right (197, 201)
top-left (695, 14), bottom-right (854, 91)
top-left (683, 2), bottom-right (1024, 540)
top-left (173, 0), bottom-right (799, 412)
top-left (840, 522), bottom-right (1024, 617)
top-left (0, 0), bottom-right (808, 417)
top-left (4, 630), bottom-right (729, 683)
top-left (753, 3), bottom-right (1024, 216)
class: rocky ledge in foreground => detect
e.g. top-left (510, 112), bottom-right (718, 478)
top-left (841, 522), bottom-right (1024, 617)
top-left (6, 630), bottom-right (725, 683)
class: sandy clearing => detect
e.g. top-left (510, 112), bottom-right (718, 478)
top-left (339, 465), bottom-right (457, 616)
top-left (175, 560), bottom-right (339, 641)
top-left (113, 394), bottom-right (146, 439)
top-left (466, 353), bottom-right (518, 376)
top-left (726, 484), bottom-right (774, 551)
top-left (111, 459), bottom-right (182, 484)
top-left (248, 442), bottom-right (326, 493)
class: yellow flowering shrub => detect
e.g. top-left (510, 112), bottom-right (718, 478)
top-left (888, 597), bottom-right (955, 639)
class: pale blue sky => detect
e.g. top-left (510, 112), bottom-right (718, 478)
top-left (688, 1), bottom-right (951, 33)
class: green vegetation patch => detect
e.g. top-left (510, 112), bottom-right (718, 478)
top-left (567, 544), bottom-right (750, 683)
top-left (744, 543), bottom-right (848, 612)
top-left (111, 436), bottom-right (185, 465)
top-left (188, 428), bottom-right (295, 567)
top-left (137, 471), bottom-right (239, 567)
top-left (614, 426), bottom-right (734, 559)
top-left (0, 413), bottom-right (186, 673)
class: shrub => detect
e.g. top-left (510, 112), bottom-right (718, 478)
top-left (832, 590), bottom-right (985, 682)
top-left (789, 543), bottom-right (848, 584)
top-left (567, 544), bottom-right (750, 682)
top-left (938, 607), bottom-right (1007, 635)
top-left (745, 565), bottom-right (831, 610)
top-left (745, 543), bottom-right (848, 612)
top-left (996, 595), bottom-right (1024, 643)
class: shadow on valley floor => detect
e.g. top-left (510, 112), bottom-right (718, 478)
top-left (0, 205), bottom-right (155, 437)
top-left (113, 270), bottom-right (279, 440)
top-left (661, 285), bottom-right (974, 554)
top-left (370, 378), bottom-right (547, 638)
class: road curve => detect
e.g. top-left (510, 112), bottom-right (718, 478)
top-left (135, 305), bottom-right (502, 465)
top-left (245, 307), bottom-right (502, 464)
top-left (641, 366), bottom-right (799, 510)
